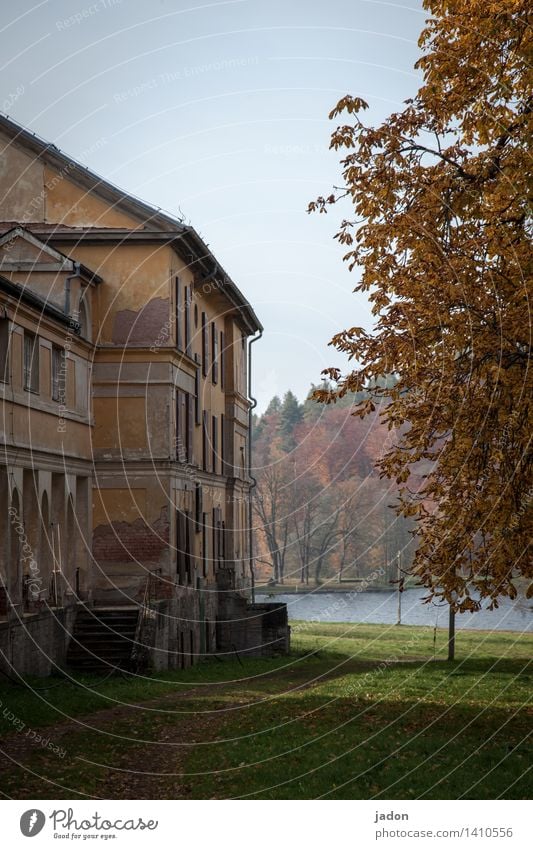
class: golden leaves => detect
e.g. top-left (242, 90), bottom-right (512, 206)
top-left (308, 0), bottom-right (533, 608)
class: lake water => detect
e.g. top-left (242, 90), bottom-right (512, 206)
top-left (255, 588), bottom-right (532, 632)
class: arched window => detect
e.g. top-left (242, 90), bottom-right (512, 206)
top-left (78, 297), bottom-right (91, 341)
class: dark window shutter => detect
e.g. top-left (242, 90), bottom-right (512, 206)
top-left (185, 286), bottom-right (192, 356)
top-left (212, 508), bottom-right (218, 569)
top-left (177, 390), bottom-right (187, 461)
top-left (220, 330), bottom-right (225, 390)
top-left (202, 312), bottom-right (208, 376)
top-left (194, 355), bottom-right (201, 424)
top-left (202, 410), bottom-right (209, 471)
top-left (212, 415), bottom-right (218, 474)
top-left (220, 414), bottom-right (225, 475)
top-left (195, 483), bottom-right (203, 531)
top-left (175, 277), bottom-right (183, 351)
top-left (177, 509), bottom-right (186, 583)
top-left (186, 392), bottom-right (193, 463)
top-left (214, 507), bottom-right (223, 569)
top-left (185, 511), bottom-right (192, 584)
top-left (211, 323), bottom-right (218, 384)
top-left (202, 512), bottom-right (208, 577)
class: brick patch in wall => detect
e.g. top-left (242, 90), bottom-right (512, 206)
top-left (93, 506), bottom-right (169, 563)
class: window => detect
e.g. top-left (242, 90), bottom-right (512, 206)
top-left (212, 507), bottom-right (224, 571)
top-left (212, 508), bottom-right (218, 572)
top-left (202, 410), bottom-right (210, 471)
top-left (220, 414), bottom-right (225, 475)
top-left (0, 318), bottom-right (9, 383)
top-left (194, 355), bottom-right (201, 425)
top-left (201, 312), bottom-right (208, 376)
top-left (185, 512), bottom-right (193, 584)
top-left (220, 330), bottom-right (225, 390)
top-left (211, 322), bottom-right (218, 384)
top-left (78, 298), bottom-right (90, 341)
top-left (188, 395), bottom-right (194, 462)
top-left (184, 286), bottom-right (192, 356)
top-left (212, 415), bottom-right (218, 474)
top-left (176, 390), bottom-right (186, 461)
top-left (177, 510), bottom-right (186, 583)
top-left (176, 509), bottom-right (193, 585)
top-left (195, 483), bottom-right (203, 531)
top-left (23, 332), bottom-right (39, 393)
top-left (202, 512), bottom-right (209, 577)
top-left (176, 390), bottom-right (193, 463)
top-left (175, 277), bottom-right (183, 351)
top-left (51, 346), bottom-right (65, 402)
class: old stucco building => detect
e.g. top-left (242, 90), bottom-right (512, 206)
top-left (0, 115), bottom-right (288, 676)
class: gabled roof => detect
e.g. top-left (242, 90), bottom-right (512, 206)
top-left (0, 226), bottom-right (102, 283)
top-left (0, 114), bottom-right (262, 332)
top-left (0, 273), bottom-right (81, 334)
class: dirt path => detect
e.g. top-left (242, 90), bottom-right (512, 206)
top-left (0, 657), bottom-right (410, 798)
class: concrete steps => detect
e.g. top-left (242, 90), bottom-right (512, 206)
top-left (66, 607), bottom-right (139, 673)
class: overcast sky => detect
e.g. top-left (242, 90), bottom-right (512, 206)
top-left (1, 0), bottom-right (424, 411)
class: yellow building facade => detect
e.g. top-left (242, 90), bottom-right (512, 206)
top-left (0, 115), bottom-right (288, 676)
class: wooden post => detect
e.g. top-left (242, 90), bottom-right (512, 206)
top-left (448, 604), bottom-right (456, 661)
top-left (396, 551), bottom-right (402, 625)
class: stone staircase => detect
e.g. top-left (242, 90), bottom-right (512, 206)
top-left (66, 607), bottom-right (139, 673)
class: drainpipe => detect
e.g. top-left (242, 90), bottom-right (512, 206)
top-left (65, 261), bottom-right (81, 317)
top-left (247, 329), bottom-right (263, 604)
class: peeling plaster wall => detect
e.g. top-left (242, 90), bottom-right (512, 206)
top-left (52, 243), bottom-right (174, 346)
top-left (92, 396), bottom-right (148, 453)
top-left (8, 269), bottom-right (66, 312)
top-left (93, 506), bottom-right (169, 564)
top-left (0, 134), bottom-right (45, 221)
top-left (112, 296), bottom-right (170, 346)
top-left (43, 166), bottom-right (141, 229)
top-left (91, 479), bottom-right (173, 601)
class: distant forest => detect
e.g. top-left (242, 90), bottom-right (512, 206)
top-left (252, 382), bottom-right (416, 587)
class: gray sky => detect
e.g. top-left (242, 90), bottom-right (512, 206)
top-left (1, 0), bottom-right (424, 411)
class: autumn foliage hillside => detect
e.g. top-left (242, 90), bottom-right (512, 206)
top-left (252, 387), bottom-right (415, 586)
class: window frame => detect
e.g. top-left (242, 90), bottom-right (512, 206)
top-left (51, 345), bottom-right (65, 402)
top-left (212, 414), bottom-right (218, 474)
top-left (211, 322), bottom-right (218, 384)
top-left (175, 277), bottom-right (183, 351)
top-left (23, 331), bottom-right (39, 393)
top-left (202, 312), bottom-right (209, 377)
top-left (0, 318), bottom-right (10, 384)
top-left (202, 410), bottom-right (210, 471)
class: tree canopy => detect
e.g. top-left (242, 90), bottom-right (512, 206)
top-left (309, 0), bottom-right (532, 610)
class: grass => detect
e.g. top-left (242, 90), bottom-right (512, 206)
top-left (0, 622), bottom-right (531, 799)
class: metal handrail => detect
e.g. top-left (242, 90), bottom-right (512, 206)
top-left (130, 570), bottom-right (160, 671)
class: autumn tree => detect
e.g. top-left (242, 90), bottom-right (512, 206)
top-left (309, 0), bottom-right (532, 609)
top-left (252, 404), bottom-right (292, 583)
top-left (252, 388), bottom-right (415, 586)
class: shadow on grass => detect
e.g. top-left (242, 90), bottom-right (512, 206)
top-left (1, 659), bottom-right (530, 801)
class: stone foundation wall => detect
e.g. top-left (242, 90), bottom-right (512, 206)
top-left (0, 605), bottom-right (79, 678)
top-left (216, 595), bottom-right (290, 659)
top-left (130, 580), bottom-right (220, 672)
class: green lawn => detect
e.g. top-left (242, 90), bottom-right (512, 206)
top-left (0, 622), bottom-right (531, 799)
